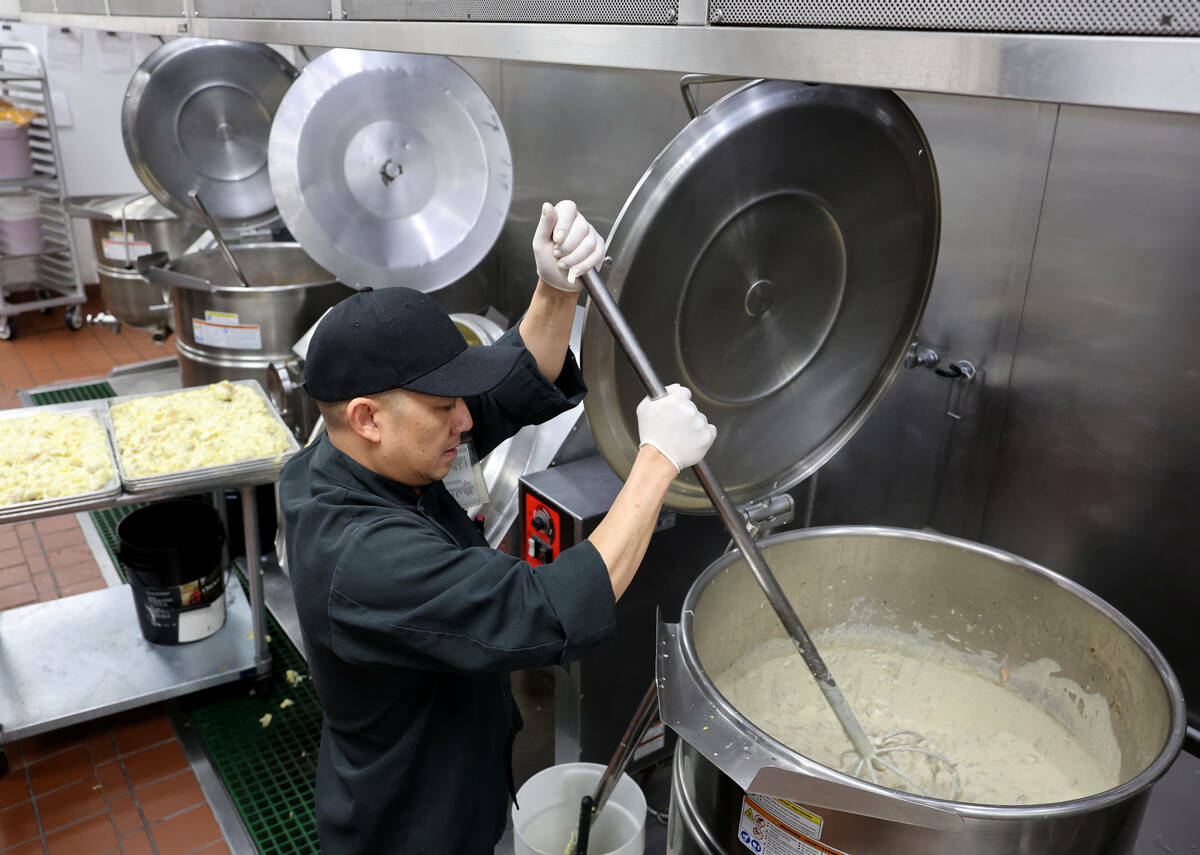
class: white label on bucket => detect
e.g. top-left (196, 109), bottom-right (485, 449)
top-left (738, 794), bottom-right (841, 855)
top-left (177, 596), bottom-right (226, 643)
top-left (633, 721), bottom-right (665, 760)
top-left (193, 318), bottom-right (262, 351)
top-left (102, 233), bottom-right (153, 262)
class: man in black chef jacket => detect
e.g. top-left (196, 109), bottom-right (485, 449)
top-left (280, 201), bottom-right (717, 854)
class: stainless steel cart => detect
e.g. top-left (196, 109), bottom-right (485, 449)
top-left (0, 42), bottom-right (85, 341)
top-left (0, 401), bottom-right (280, 777)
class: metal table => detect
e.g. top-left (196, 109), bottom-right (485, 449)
top-left (0, 418), bottom-right (276, 767)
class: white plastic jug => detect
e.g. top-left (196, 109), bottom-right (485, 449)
top-left (0, 191), bottom-right (43, 256)
top-left (0, 121), bottom-right (33, 180)
top-left (512, 762), bottom-right (646, 855)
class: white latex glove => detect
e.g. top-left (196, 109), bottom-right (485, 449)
top-left (531, 200), bottom-right (605, 293)
top-left (636, 384), bottom-right (718, 473)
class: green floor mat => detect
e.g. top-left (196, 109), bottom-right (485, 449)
top-left (84, 495), bottom-right (321, 853)
top-left (86, 505), bottom-right (147, 582)
top-left (29, 381), bottom-right (116, 406)
top-left (187, 573), bottom-right (322, 854)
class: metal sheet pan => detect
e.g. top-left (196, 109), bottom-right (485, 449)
top-left (106, 379), bottom-right (300, 494)
top-left (0, 402), bottom-right (122, 522)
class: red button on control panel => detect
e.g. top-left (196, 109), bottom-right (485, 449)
top-left (523, 494), bottom-right (561, 566)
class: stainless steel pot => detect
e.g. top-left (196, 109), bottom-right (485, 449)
top-left (97, 266), bottom-right (170, 340)
top-left (70, 194), bottom-right (202, 266)
top-left (70, 194), bottom-right (204, 336)
top-left (146, 242), bottom-right (353, 388)
top-left (658, 527), bottom-right (1185, 855)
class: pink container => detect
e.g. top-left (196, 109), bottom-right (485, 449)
top-left (0, 121), bottom-right (34, 180)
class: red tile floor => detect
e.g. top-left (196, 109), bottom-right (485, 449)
top-left (1, 288), bottom-right (234, 855)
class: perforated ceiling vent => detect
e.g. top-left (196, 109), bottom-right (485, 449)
top-left (343, 0), bottom-right (678, 22)
top-left (709, 0), bottom-right (1199, 35)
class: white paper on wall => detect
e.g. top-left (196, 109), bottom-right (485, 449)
top-left (132, 34), bottom-right (160, 66)
top-left (46, 28), bottom-right (83, 73)
top-left (49, 90), bottom-right (72, 127)
top-left (96, 32), bottom-right (133, 73)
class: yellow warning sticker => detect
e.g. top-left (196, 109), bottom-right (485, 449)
top-left (737, 795), bottom-right (847, 855)
top-left (776, 800), bottom-right (824, 832)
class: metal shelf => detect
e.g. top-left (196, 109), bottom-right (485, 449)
top-left (0, 42), bottom-right (85, 329)
top-left (0, 377), bottom-right (277, 747)
top-left (0, 475), bottom-right (275, 745)
top-left (0, 580), bottom-right (258, 742)
top-left (16, 11), bottom-right (1200, 115)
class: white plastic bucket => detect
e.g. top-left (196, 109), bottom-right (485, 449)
top-left (0, 121), bottom-right (33, 180)
top-left (512, 762), bottom-right (646, 855)
top-left (0, 192), bottom-right (43, 256)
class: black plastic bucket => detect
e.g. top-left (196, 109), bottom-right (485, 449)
top-left (118, 500), bottom-right (226, 645)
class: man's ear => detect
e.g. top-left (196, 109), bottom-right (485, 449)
top-left (346, 397), bottom-right (381, 443)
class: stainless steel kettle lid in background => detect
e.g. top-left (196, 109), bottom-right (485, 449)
top-left (582, 81), bottom-right (940, 513)
top-left (268, 49), bottom-right (513, 292)
top-left (122, 38), bottom-right (298, 231)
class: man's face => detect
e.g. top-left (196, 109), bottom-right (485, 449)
top-left (375, 389), bottom-right (474, 486)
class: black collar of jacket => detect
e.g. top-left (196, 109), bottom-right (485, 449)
top-left (312, 432), bottom-right (429, 508)
top-left (310, 433), bottom-right (483, 547)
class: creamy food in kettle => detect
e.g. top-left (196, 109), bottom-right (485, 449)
top-left (716, 626), bottom-right (1121, 805)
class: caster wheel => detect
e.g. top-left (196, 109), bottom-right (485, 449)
top-left (37, 289), bottom-right (52, 314)
top-left (0, 749), bottom-right (8, 779)
top-left (0, 318), bottom-right (14, 341)
top-left (65, 306), bottom-right (84, 331)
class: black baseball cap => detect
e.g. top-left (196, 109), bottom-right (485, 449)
top-left (304, 287), bottom-right (522, 401)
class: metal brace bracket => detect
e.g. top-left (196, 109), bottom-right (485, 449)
top-left (904, 340), bottom-right (977, 382)
top-left (674, 0), bottom-right (708, 25)
top-left (737, 493), bottom-right (796, 533)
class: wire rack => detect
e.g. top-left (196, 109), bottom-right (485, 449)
top-left (0, 42), bottom-right (85, 341)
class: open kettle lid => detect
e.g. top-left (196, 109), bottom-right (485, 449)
top-left (122, 38), bottom-right (298, 231)
top-left (267, 49), bottom-right (513, 292)
top-left (582, 81), bottom-right (941, 513)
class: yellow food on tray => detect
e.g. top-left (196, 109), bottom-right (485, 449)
top-left (0, 412), bottom-right (115, 506)
top-left (110, 381), bottom-right (293, 478)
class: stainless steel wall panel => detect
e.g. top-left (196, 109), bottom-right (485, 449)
top-left (490, 62), bottom-right (705, 319)
top-left (712, 0), bottom-right (1200, 35)
top-left (55, 0), bottom-right (106, 12)
top-left (344, 0), bottom-right (676, 22)
top-left (812, 94), bottom-right (1057, 536)
top-left (195, 0), bottom-right (330, 17)
top-left (191, 19), bottom-right (1200, 116)
top-left (979, 104), bottom-right (1200, 728)
top-left (108, 0), bottom-right (185, 14)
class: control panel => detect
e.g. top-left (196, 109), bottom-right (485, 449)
top-left (523, 493), bottom-right (561, 566)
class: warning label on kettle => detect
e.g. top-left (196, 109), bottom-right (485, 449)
top-left (102, 231), bottom-right (153, 262)
top-left (193, 317), bottom-right (262, 351)
top-left (738, 795), bottom-right (847, 855)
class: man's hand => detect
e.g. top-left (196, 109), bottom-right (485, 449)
top-left (636, 384), bottom-right (718, 473)
top-left (532, 200), bottom-right (605, 292)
